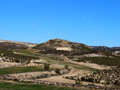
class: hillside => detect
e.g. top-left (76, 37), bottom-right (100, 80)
top-left (33, 39), bottom-right (93, 56)
top-left (0, 49), bottom-right (38, 63)
top-left (32, 39), bottom-right (120, 67)
top-left (0, 39), bottom-right (120, 90)
top-left (0, 39), bottom-right (37, 48)
top-left (0, 42), bottom-right (28, 49)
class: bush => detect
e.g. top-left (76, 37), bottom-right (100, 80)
top-left (75, 79), bottom-right (82, 85)
top-left (44, 63), bottom-right (50, 71)
top-left (55, 68), bottom-right (61, 75)
top-left (75, 73), bottom-right (82, 85)
top-left (64, 65), bottom-right (69, 69)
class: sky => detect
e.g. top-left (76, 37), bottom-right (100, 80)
top-left (0, 0), bottom-right (120, 47)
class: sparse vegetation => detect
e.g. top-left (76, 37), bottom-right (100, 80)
top-left (44, 63), bottom-right (50, 71)
top-left (75, 73), bottom-right (82, 85)
top-left (0, 42), bottom-right (28, 49)
top-left (76, 56), bottom-right (120, 66)
top-left (55, 68), bottom-right (61, 75)
top-left (0, 49), bottom-right (39, 63)
top-left (64, 65), bottom-right (69, 69)
top-left (81, 67), bottom-right (120, 86)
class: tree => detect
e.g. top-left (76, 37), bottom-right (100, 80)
top-left (75, 73), bottom-right (82, 85)
top-left (55, 68), bottom-right (61, 75)
top-left (44, 63), bottom-right (50, 71)
top-left (64, 65), bottom-right (69, 69)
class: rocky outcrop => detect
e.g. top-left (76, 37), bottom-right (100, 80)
top-left (80, 67), bottom-right (120, 86)
top-left (0, 71), bottom-right (57, 81)
top-left (0, 69), bottom-right (70, 81)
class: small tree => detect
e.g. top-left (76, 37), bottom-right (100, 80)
top-left (64, 65), bottom-right (69, 69)
top-left (55, 68), bottom-right (61, 75)
top-left (75, 73), bottom-right (82, 85)
top-left (44, 63), bottom-right (50, 71)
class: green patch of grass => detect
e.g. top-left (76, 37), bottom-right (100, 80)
top-left (41, 57), bottom-right (98, 71)
top-left (0, 82), bottom-right (80, 90)
top-left (48, 56), bottom-right (64, 61)
top-left (73, 65), bottom-right (98, 71)
top-left (0, 66), bottom-right (54, 75)
top-left (13, 49), bottom-right (39, 58)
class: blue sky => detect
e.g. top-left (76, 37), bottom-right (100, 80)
top-left (0, 0), bottom-right (120, 47)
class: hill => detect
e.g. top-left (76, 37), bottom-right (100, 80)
top-left (33, 39), bottom-right (94, 56)
top-left (0, 39), bottom-right (120, 90)
top-left (90, 46), bottom-right (120, 52)
top-left (0, 42), bottom-right (28, 49)
top-left (0, 48), bottom-right (38, 63)
top-left (0, 39), bottom-right (37, 48)
top-left (90, 46), bottom-right (120, 55)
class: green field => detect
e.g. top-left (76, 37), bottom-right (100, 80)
top-left (13, 49), bottom-right (39, 58)
top-left (0, 82), bottom-right (81, 90)
top-left (0, 66), bottom-right (55, 75)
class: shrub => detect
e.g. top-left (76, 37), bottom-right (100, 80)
top-left (64, 65), bottom-right (69, 69)
top-left (75, 79), bottom-right (82, 85)
top-left (75, 73), bottom-right (82, 85)
top-left (44, 63), bottom-right (50, 71)
top-left (55, 68), bottom-right (61, 75)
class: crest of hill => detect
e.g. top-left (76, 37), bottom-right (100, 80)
top-left (0, 42), bottom-right (28, 49)
top-left (0, 39), bottom-right (38, 49)
top-left (33, 39), bottom-right (91, 52)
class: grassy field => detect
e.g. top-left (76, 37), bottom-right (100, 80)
top-left (40, 57), bottom-right (98, 71)
top-left (13, 49), bottom-right (39, 58)
top-left (0, 66), bottom-right (55, 75)
top-left (0, 82), bottom-right (81, 90)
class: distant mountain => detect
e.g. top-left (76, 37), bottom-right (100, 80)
top-left (90, 46), bottom-right (111, 51)
top-left (0, 39), bottom-right (38, 49)
top-left (90, 46), bottom-right (120, 52)
top-left (111, 47), bottom-right (120, 52)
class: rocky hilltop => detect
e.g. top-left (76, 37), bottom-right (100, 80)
top-left (33, 39), bottom-right (90, 50)
top-left (33, 39), bottom-right (94, 56)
